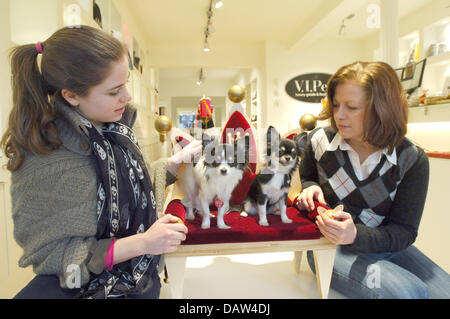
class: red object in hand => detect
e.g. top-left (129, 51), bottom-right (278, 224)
top-left (175, 136), bottom-right (191, 148)
top-left (294, 199), bottom-right (332, 222)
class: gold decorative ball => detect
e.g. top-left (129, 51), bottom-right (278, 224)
top-left (228, 85), bottom-right (245, 103)
top-left (299, 113), bottom-right (317, 131)
top-left (155, 115), bottom-right (172, 141)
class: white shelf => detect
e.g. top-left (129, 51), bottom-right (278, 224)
top-left (426, 51), bottom-right (450, 66)
top-left (408, 102), bottom-right (450, 123)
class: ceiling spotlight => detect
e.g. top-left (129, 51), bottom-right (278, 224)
top-left (203, 41), bottom-right (210, 52)
top-left (202, 0), bottom-right (219, 52)
top-left (339, 21), bottom-right (346, 36)
top-left (207, 24), bottom-right (215, 33)
top-left (197, 68), bottom-right (204, 85)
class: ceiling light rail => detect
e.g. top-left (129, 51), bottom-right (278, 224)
top-left (203, 0), bottom-right (223, 52)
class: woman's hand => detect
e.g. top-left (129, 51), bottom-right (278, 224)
top-left (295, 185), bottom-right (326, 212)
top-left (140, 214), bottom-right (188, 255)
top-left (167, 139), bottom-right (202, 176)
top-left (315, 210), bottom-right (357, 245)
top-left (170, 139), bottom-right (202, 165)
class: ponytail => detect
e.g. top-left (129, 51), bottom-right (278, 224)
top-left (1, 25), bottom-right (126, 171)
top-left (1, 43), bottom-right (60, 171)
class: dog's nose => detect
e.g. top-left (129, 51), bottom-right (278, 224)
top-left (220, 168), bottom-right (228, 175)
top-left (285, 156), bottom-right (291, 162)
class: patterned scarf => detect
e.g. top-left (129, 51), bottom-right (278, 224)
top-left (77, 116), bottom-right (160, 299)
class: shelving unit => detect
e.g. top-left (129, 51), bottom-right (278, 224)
top-left (408, 102), bottom-right (450, 123)
top-left (398, 16), bottom-right (450, 97)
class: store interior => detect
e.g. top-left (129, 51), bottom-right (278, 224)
top-left (0, 0), bottom-right (449, 298)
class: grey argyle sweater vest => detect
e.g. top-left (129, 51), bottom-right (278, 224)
top-left (310, 127), bottom-right (420, 227)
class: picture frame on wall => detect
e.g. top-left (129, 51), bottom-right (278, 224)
top-left (395, 59), bottom-right (427, 94)
top-left (402, 61), bottom-right (415, 81)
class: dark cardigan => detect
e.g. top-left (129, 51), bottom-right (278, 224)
top-left (299, 127), bottom-right (430, 253)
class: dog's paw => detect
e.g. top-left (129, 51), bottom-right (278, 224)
top-left (217, 223), bottom-right (231, 230)
top-left (186, 213), bottom-right (195, 221)
top-left (240, 211), bottom-right (248, 217)
top-left (282, 217), bottom-right (293, 224)
top-left (201, 222), bottom-right (211, 229)
top-left (259, 220), bottom-right (269, 227)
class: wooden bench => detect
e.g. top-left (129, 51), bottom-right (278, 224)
top-left (158, 104), bottom-right (335, 298)
top-left (162, 182), bottom-right (336, 299)
top-left (164, 236), bottom-right (336, 299)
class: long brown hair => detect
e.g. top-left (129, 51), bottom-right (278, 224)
top-left (1, 26), bottom-right (127, 171)
top-left (319, 61), bottom-right (408, 153)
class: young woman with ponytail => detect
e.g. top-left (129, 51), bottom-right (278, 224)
top-left (1, 25), bottom-right (201, 299)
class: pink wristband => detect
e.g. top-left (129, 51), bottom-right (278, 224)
top-left (104, 238), bottom-right (117, 271)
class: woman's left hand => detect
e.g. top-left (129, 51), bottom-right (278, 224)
top-left (171, 139), bottom-right (202, 165)
top-left (167, 140), bottom-right (203, 176)
top-left (315, 210), bottom-right (357, 245)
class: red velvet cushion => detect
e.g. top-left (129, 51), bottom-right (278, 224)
top-left (165, 199), bottom-right (321, 245)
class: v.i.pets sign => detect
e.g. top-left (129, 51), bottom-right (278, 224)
top-left (285, 73), bottom-right (331, 103)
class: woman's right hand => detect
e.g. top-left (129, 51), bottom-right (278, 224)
top-left (295, 185), bottom-right (326, 212)
top-left (141, 214), bottom-right (188, 255)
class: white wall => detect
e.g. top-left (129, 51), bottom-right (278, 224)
top-left (264, 38), bottom-right (366, 133)
top-left (407, 118), bottom-right (450, 273)
top-left (1, 0), bottom-right (36, 298)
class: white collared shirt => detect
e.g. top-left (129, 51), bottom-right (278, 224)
top-left (327, 133), bottom-right (397, 181)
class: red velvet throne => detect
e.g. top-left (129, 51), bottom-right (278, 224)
top-left (161, 101), bottom-right (336, 299)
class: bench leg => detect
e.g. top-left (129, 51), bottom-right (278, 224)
top-left (313, 248), bottom-right (336, 299)
top-left (293, 251), bottom-right (303, 274)
top-left (163, 256), bottom-right (187, 299)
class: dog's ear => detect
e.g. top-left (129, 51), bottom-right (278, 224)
top-left (266, 126), bottom-right (280, 157)
top-left (234, 133), bottom-right (250, 165)
top-left (244, 134), bottom-right (250, 164)
top-left (203, 136), bottom-right (219, 164)
top-left (201, 133), bottom-right (216, 151)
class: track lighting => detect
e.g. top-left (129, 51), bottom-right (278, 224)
top-left (339, 21), bottom-right (346, 36)
top-left (202, 0), bottom-right (220, 52)
top-left (203, 41), bottom-right (210, 52)
top-left (196, 68), bottom-right (204, 85)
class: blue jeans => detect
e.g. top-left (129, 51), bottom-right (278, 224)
top-left (307, 245), bottom-right (450, 299)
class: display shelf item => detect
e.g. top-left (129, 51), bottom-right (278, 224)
top-left (408, 102), bottom-right (450, 123)
top-left (423, 16), bottom-right (450, 59)
top-left (426, 50), bottom-right (450, 66)
top-left (399, 31), bottom-right (420, 66)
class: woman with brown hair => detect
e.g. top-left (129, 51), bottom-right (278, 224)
top-left (1, 25), bottom-right (201, 299)
top-left (295, 61), bottom-right (450, 298)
